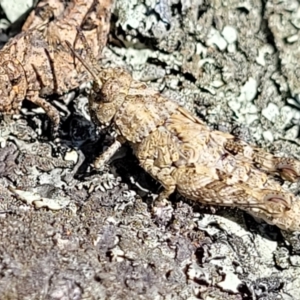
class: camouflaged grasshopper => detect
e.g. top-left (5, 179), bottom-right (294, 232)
top-left (0, 0), bottom-right (113, 131)
top-left (67, 30), bottom-right (300, 232)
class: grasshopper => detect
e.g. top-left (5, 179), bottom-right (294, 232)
top-left (0, 0), bottom-right (113, 131)
top-left (67, 30), bottom-right (300, 231)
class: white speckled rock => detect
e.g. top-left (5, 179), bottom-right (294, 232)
top-left (262, 130), bottom-right (274, 143)
top-left (238, 77), bottom-right (258, 102)
top-left (262, 102), bottom-right (280, 122)
top-left (221, 25), bottom-right (238, 44)
top-left (206, 28), bottom-right (227, 51)
top-left (0, 0), bottom-right (34, 23)
top-left (256, 44), bottom-right (275, 66)
top-left (64, 150), bottom-right (79, 164)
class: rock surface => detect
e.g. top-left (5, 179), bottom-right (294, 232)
top-left (1, 0), bottom-right (300, 299)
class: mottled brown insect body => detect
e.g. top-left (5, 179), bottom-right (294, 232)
top-left (0, 0), bottom-right (114, 130)
top-left (69, 32), bottom-right (300, 232)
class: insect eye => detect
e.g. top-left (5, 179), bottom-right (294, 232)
top-left (99, 80), bottom-right (119, 103)
top-left (100, 71), bottom-right (109, 81)
top-left (11, 77), bottom-right (21, 86)
top-left (94, 94), bottom-right (102, 103)
top-left (92, 81), bottom-right (101, 92)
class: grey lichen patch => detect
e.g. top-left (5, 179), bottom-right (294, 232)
top-left (266, 0), bottom-right (300, 98)
top-left (9, 185), bottom-right (71, 210)
top-left (0, 117), bottom-right (37, 146)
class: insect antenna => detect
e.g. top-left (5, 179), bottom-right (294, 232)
top-left (65, 41), bottom-right (99, 80)
top-left (75, 27), bottom-right (102, 71)
top-left (65, 27), bottom-right (103, 89)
